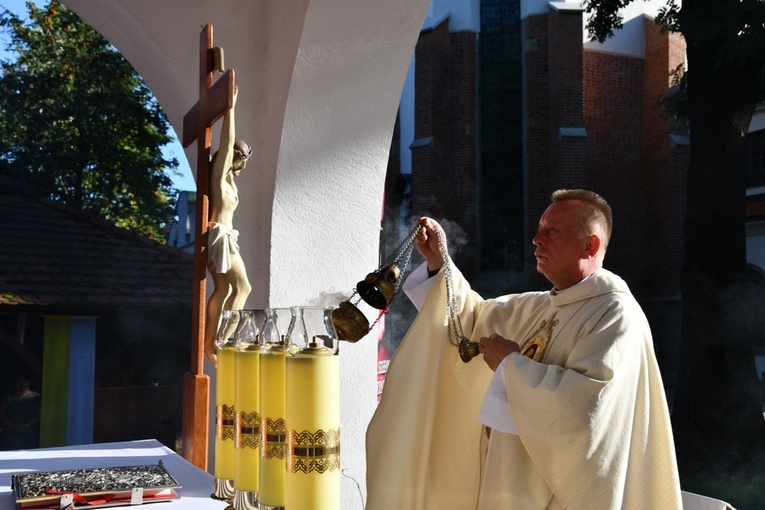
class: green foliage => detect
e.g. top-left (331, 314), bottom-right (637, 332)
top-left (0, 1), bottom-right (179, 241)
top-left (582, 0), bottom-right (633, 43)
top-left (654, 0), bottom-right (681, 34)
top-left (583, 0), bottom-right (690, 129)
top-left (586, 0), bottom-right (765, 135)
top-left (676, 0), bottom-right (765, 75)
top-left (656, 63), bottom-right (688, 129)
top-left (586, 0), bottom-right (765, 90)
top-left (584, 0), bottom-right (765, 486)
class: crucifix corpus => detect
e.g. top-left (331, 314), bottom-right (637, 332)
top-left (181, 23), bottom-right (234, 471)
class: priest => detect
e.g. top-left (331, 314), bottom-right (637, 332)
top-left (366, 189), bottom-right (682, 509)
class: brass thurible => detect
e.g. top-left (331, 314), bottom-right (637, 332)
top-left (332, 225), bottom-right (421, 343)
top-left (356, 264), bottom-right (402, 310)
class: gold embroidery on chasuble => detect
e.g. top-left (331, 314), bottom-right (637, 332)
top-left (519, 311), bottom-right (559, 361)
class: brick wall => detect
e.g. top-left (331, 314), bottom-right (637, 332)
top-left (643, 18), bottom-right (688, 298)
top-left (583, 50), bottom-right (647, 295)
top-left (547, 7), bottom-right (587, 189)
top-left (405, 8), bottom-right (687, 299)
top-left (524, 13), bottom-right (552, 288)
top-left (526, 8), bottom-right (594, 289)
top-left (410, 19), bottom-right (478, 276)
top-left (387, 3), bottom-right (692, 382)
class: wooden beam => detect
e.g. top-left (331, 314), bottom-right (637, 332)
top-left (180, 23), bottom-right (235, 471)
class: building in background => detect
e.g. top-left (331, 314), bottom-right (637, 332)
top-left (167, 191), bottom-right (196, 254)
top-left (1, 178), bottom-right (193, 450)
top-left (162, 0), bottom-right (765, 392)
top-left (380, 0), bottom-right (765, 389)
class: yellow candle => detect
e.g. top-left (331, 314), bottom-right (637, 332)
top-left (286, 353), bottom-right (340, 510)
top-left (234, 348), bottom-right (261, 493)
top-left (215, 346), bottom-right (237, 482)
top-left (259, 347), bottom-right (288, 508)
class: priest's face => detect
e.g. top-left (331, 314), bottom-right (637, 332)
top-left (532, 200), bottom-right (592, 290)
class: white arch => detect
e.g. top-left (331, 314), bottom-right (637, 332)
top-left (63, 0), bottom-right (431, 505)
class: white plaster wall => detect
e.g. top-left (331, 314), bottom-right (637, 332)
top-left (750, 107), bottom-right (765, 132)
top-left (421, 0), bottom-right (677, 62)
top-left (580, 0), bottom-right (673, 57)
top-left (62, 0), bottom-right (431, 507)
top-left (517, 0), bottom-right (674, 58)
top-left (424, 0), bottom-right (481, 32)
top-left (269, 0), bottom-right (432, 504)
top-left (747, 221), bottom-right (765, 272)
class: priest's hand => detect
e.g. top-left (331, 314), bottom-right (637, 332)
top-left (478, 333), bottom-right (520, 371)
top-left (416, 217), bottom-right (446, 272)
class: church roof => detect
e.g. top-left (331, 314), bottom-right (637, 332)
top-left (746, 195), bottom-right (765, 220)
top-left (0, 192), bottom-right (193, 309)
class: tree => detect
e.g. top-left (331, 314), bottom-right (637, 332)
top-left (0, 1), bottom-right (179, 241)
top-left (586, 0), bottom-right (765, 476)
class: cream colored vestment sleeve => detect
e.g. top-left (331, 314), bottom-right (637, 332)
top-left (480, 270), bottom-right (683, 510)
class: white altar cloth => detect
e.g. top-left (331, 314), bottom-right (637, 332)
top-left (0, 439), bottom-right (228, 509)
top-left (1, 439), bottom-right (735, 509)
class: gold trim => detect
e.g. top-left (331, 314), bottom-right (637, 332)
top-left (216, 404), bottom-right (236, 441)
top-left (236, 411), bottom-right (260, 449)
top-left (290, 444), bottom-right (341, 457)
top-left (263, 417), bottom-right (287, 434)
top-left (261, 417), bottom-right (287, 459)
top-left (262, 443), bottom-right (286, 459)
top-left (519, 311), bottom-right (559, 362)
top-left (287, 428), bottom-right (341, 474)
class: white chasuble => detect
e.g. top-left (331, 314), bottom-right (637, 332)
top-left (366, 260), bottom-right (682, 510)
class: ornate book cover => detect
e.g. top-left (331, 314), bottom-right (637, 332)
top-left (11, 461), bottom-right (181, 509)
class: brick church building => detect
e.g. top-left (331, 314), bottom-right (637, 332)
top-left (380, 0), bottom-right (765, 386)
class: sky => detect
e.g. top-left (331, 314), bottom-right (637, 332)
top-left (0, 0), bottom-right (198, 192)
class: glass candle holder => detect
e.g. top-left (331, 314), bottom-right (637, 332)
top-left (233, 309), bottom-right (267, 510)
top-left (286, 307), bottom-right (340, 510)
top-left (213, 309), bottom-right (239, 501)
top-left (258, 308), bottom-right (293, 510)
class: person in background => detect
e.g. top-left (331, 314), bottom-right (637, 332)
top-left (0, 375), bottom-right (41, 450)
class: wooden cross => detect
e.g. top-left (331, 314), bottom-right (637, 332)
top-left (180, 23), bottom-right (235, 471)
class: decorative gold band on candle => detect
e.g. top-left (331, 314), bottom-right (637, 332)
top-left (258, 343), bottom-right (289, 509)
top-left (216, 403), bottom-right (236, 441)
top-left (285, 343), bottom-right (340, 510)
top-left (233, 310), bottom-right (267, 506)
top-left (236, 411), bottom-right (260, 449)
top-left (288, 428), bottom-right (341, 474)
top-left (262, 417), bottom-right (287, 459)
